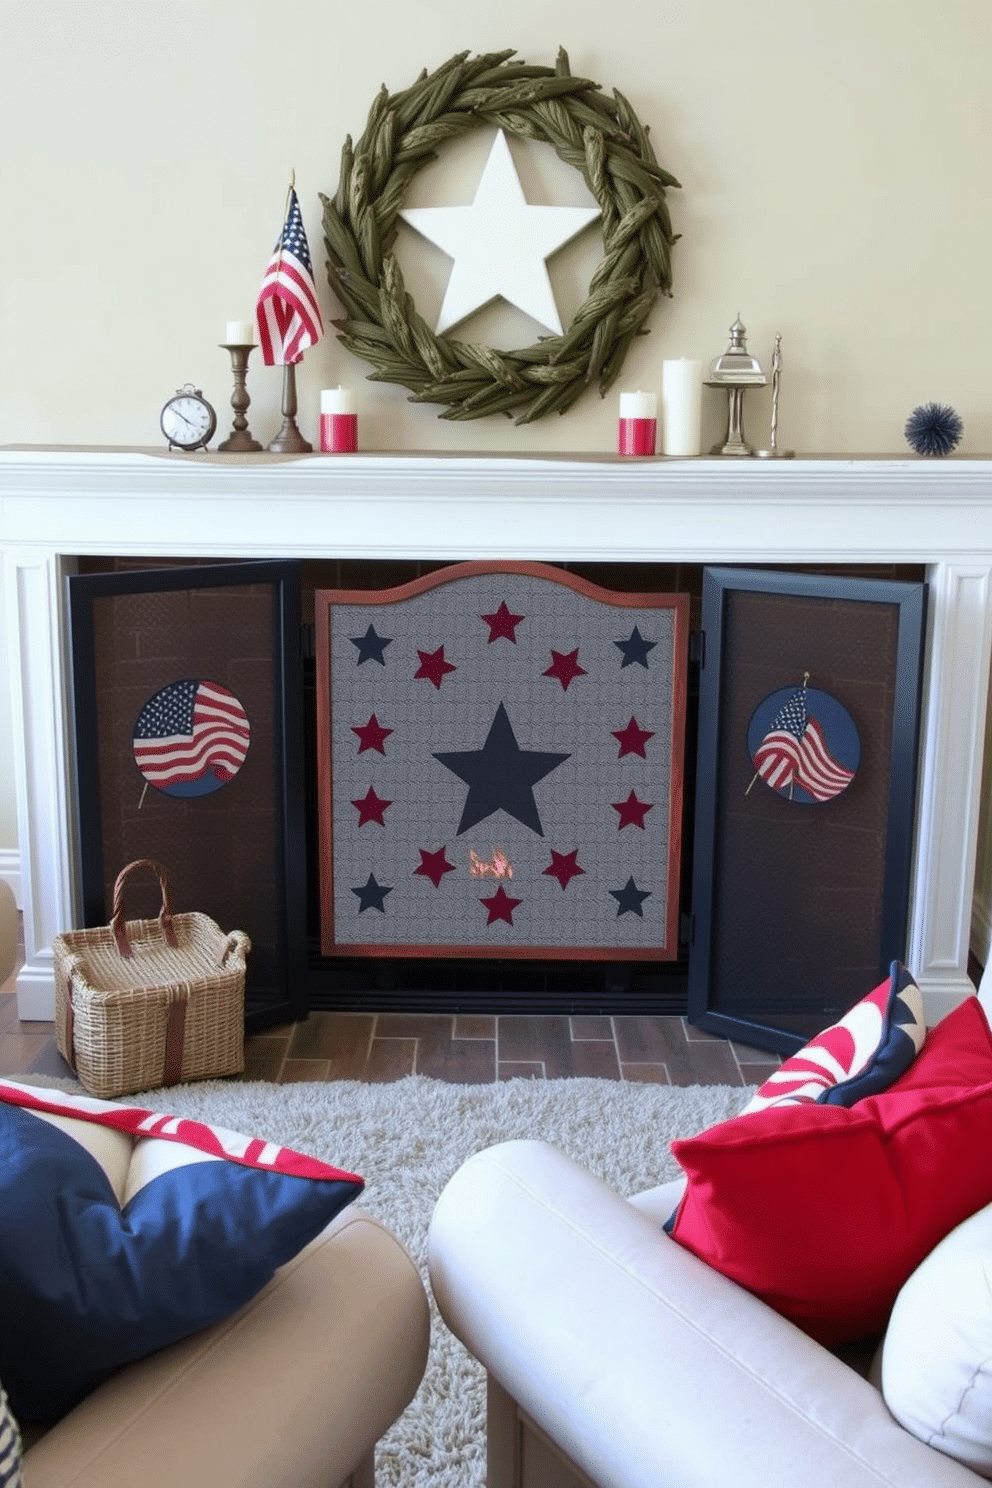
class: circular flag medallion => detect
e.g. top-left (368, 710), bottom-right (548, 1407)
top-left (132, 678), bottom-right (250, 798)
top-left (747, 685), bottom-right (860, 805)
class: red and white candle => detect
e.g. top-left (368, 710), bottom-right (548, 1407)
top-left (617, 391), bottom-right (657, 456)
top-left (320, 387), bottom-right (358, 452)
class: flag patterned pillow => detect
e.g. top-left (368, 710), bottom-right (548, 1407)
top-left (0, 1080), bottom-right (363, 1423)
top-left (667, 995), bottom-right (992, 1346)
top-left (740, 961), bottom-right (926, 1114)
top-left (0, 1382), bottom-right (21, 1488)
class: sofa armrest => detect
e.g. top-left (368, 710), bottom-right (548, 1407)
top-left (24, 1210), bottom-right (430, 1488)
top-left (428, 1140), bottom-right (979, 1488)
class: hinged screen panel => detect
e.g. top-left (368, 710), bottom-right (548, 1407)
top-left (688, 566), bottom-right (926, 1054)
top-left (67, 560), bottom-right (308, 1031)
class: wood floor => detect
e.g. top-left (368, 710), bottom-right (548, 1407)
top-left (1, 928), bottom-right (781, 1088)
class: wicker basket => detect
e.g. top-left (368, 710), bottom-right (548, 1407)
top-left (53, 859), bottom-right (250, 1099)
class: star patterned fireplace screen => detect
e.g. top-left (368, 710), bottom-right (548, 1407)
top-left (315, 563), bottom-right (689, 961)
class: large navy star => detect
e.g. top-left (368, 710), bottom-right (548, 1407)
top-left (434, 702), bottom-right (570, 837)
top-left (350, 625), bottom-right (392, 665)
top-left (615, 625), bottom-right (656, 669)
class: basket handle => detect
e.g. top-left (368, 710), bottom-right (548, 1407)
top-left (219, 929), bottom-right (251, 967)
top-left (111, 859), bottom-right (178, 959)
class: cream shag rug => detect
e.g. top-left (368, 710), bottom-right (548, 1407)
top-left (26, 1073), bottom-right (754, 1486)
top-left (115, 1074), bottom-right (755, 1487)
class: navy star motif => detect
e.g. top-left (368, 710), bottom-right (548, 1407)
top-left (434, 701), bottom-right (570, 837)
top-left (350, 625), bottom-right (393, 666)
top-left (352, 874), bottom-right (393, 913)
top-left (609, 877), bottom-right (652, 917)
top-left (615, 625), bottom-right (657, 669)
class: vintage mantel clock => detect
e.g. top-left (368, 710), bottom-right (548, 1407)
top-left (160, 385), bottom-right (217, 452)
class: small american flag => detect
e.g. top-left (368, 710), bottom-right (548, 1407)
top-left (753, 686), bottom-right (855, 802)
top-left (255, 186), bottom-right (323, 365)
top-left (132, 680), bottom-right (250, 795)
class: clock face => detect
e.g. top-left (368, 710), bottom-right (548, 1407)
top-left (162, 393), bottom-right (215, 449)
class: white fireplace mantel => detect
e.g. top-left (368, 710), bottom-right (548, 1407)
top-left (4, 446), bottom-right (992, 1026)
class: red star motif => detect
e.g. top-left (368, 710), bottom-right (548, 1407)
top-left (543, 849), bottom-right (586, 890)
top-left (612, 716), bottom-right (655, 759)
top-left (351, 713), bottom-right (393, 755)
top-left (543, 648), bottom-right (587, 691)
top-left (351, 786), bottom-right (392, 826)
top-left (481, 885), bottom-right (522, 926)
top-left (415, 645), bottom-right (457, 689)
top-left (481, 600), bottom-right (525, 643)
top-left (414, 846), bottom-right (455, 889)
top-left (612, 791), bottom-right (653, 830)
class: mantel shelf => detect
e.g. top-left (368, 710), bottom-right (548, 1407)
top-left (3, 447), bottom-right (992, 565)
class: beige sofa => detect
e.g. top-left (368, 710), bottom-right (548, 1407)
top-left (429, 1138), bottom-right (987, 1488)
top-left (20, 1207), bottom-right (429, 1488)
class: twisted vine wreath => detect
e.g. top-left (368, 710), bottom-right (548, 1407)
top-left (320, 48), bottom-right (680, 423)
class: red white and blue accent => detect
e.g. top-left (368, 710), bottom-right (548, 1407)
top-left (255, 187), bottom-right (323, 365)
top-left (0, 1079), bottom-right (362, 1421)
top-left (740, 961), bottom-right (926, 1113)
top-left (132, 678), bottom-right (250, 798)
top-left (318, 564), bottom-right (688, 959)
top-left (748, 683), bottom-right (859, 804)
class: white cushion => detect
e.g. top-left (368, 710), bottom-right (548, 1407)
top-left (881, 1198), bottom-right (992, 1477)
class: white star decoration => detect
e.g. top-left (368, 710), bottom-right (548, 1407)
top-left (399, 130), bottom-right (601, 336)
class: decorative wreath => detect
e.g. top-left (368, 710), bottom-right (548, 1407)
top-left (320, 48), bottom-right (680, 423)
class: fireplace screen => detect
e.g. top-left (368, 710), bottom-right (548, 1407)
top-left (315, 562), bottom-right (689, 961)
top-left (66, 561), bottom-right (307, 1030)
top-left (688, 566), bottom-right (927, 1053)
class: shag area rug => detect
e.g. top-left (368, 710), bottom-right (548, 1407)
top-left (31, 1073), bottom-right (755, 1486)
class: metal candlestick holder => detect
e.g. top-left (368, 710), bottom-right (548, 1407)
top-left (266, 363), bottom-right (312, 454)
top-left (755, 333), bottom-right (795, 458)
top-left (217, 343), bottom-right (263, 453)
top-left (705, 315), bottom-right (767, 456)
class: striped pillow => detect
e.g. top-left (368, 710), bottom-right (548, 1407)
top-left (0, 1382), bottom-right (22, 1488)
top-left (741, 962), bottom-right (926, 1114)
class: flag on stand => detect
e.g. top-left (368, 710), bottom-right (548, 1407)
top-left (752, 685), bottom-right (855, 802)
top-left (255, 185), bottom-right (323, 365)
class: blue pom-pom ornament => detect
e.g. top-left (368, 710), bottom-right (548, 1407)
top-left (904, 402), bottom-right (963, 458)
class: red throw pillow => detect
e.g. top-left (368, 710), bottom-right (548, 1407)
top-left (740, 961), bottom-right (925, 1113)
top-left (667, 996), bottom-right (992, 1346)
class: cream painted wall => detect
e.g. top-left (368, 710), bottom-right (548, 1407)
top-left (1, 0), bottom-right (991, 857)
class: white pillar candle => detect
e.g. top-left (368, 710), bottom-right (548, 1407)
top-left (321, 387), bottom-right (356, 415)
top-left (225, 320), bottom-right (255, 345)
top-left (661, 359), bottom-right (703, 456)
top-left (618, 390), bottom-right (657, 420)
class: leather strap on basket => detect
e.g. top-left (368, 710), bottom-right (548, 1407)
top-left (111, 859), bottom-right (178, 959)
top-left (63, 977), bottom-right (78, 1073)
top-left (163, 993), bottom-right (188, 1087)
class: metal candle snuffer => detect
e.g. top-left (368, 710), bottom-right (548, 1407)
top-left (755, 334), bottom-right (795, 459)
